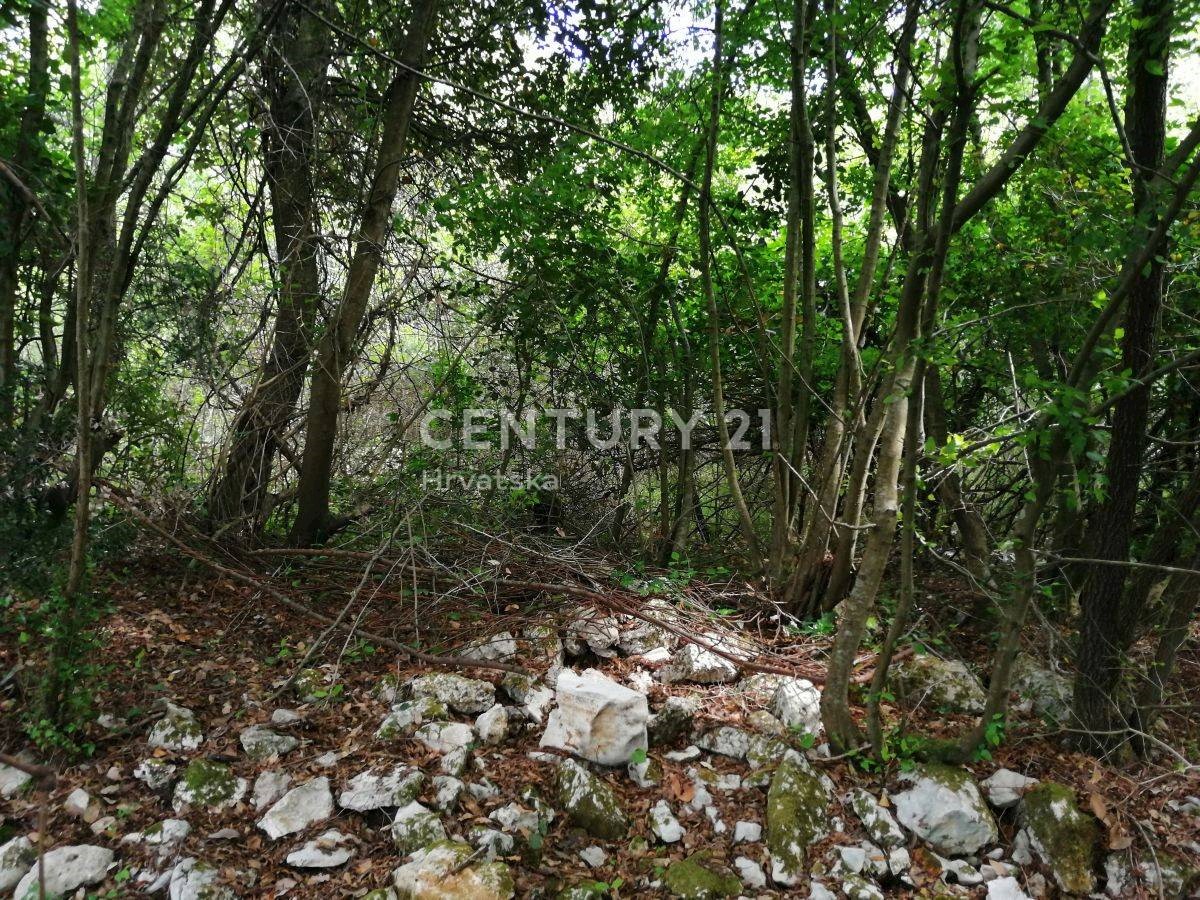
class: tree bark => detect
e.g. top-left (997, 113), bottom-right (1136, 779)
top-left (1072, 0), bottom-right (1171, 750)
top-left (290, 0), bottom-right (441, 545)
top-left (208, 2), bottom-right (332, 529)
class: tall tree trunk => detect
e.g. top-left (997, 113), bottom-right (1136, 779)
top-left (0, 0), bottom-right (50, 428)
top-left (208, 3), bottom-right (332, 529)
top-left (1072, 0), bottom-right (1171, 750)
top-left (697, 1), bottom-right (763, 566)
top-left (768, 0), bottom-right (816, 580)
top-left (290, 0), bottom-right (441, 545)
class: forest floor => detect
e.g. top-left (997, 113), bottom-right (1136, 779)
top-left (2, 543), bottom-right (1199, 897)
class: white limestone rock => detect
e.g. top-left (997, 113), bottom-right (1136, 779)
top-left (893, 764), bottom-right (999, 857)
top-left (257, 777), bottom-right (333, 840)
top-left (848, 788), bottom-right (906, 850)
top-left (148, 702), bottom-right (204, 752)
top-left (339, 766), bottom-right (424, 811)
top-left (564, 616), bottom-right (621, 658)
top-left (134, 758), bottom-right (176, 791)
top-left (772, 677), bottom-right (823, 735)
top-left (649, 799), bottom-right (684, 843)
top-left (172, 759), bottom-right (247, 812)
top-left (286, 829), bottom-right (354, 868)
top-left (391, 801), bottom-right (447, 854)
top-left (239, 724), bottom-right (298, 759)
top-left (167, 857), bottom-right (237, 900)
top-left (0, 836), bottom-right (35, 893)
top-left (733, 820), bottom-right (761, 843)
top-left (463, 631), bottom-right (518, 662)
top-left (982, 768), bottom-right (1039, 809)
top-left (415, 721), bottom-right (476, 754)
top-left (391, 840), bottom-right (514, 899)
top-left (13, 845), bottom-right (113, 899)
top-left (432, 776), bottom-right (465, 811)
top-left (411, 673), bottom-right (496, 715)
top-left (988, 876), bottom-right (1032, 899)
top-left (475, 704), bottom-right (510, 746)
top-left (891, 654), bottom-right (986, 714)
top-left (735, 856), bottom-right (767, 889)
top-left (658, 643), bottom-right (739, 684)
top-left (253, 771), bottom-right (291, 811)
top-left (539, 668), bottom-right (648, 765)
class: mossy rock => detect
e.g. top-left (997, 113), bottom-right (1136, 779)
top-left (1022, 781), bottom-right (1098, 895)
top-left (294, 667), bottom-right (336, 702)
top-left (173, 758), bottom-right (246, 810)
top-left (766, 750), bottom-right (829, 885)
top-left (556, 759), bottom-right (628, 840)
top-left (664, 853), bottom-right (742, 899)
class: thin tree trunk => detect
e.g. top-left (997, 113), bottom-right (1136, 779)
top-left (290, 0), bottom-right (441, 545)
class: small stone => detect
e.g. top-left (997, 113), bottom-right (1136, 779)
top-left (579, 846), bottom-right (607, 868)
top-left (286, 829), bottom-right (354, 868)
top-left (90, 815), bottom-right (116, 835)
top-left (842, 873), bottom-right (885, 900)
top-left (664, 745), bottom-right (702, 762)
top-left (148, 702), bottom-right (204, 751)
top-left (134, 757), bottom-right (176, 791)
top-left (412, 673), bottom-right (496, 714)
top-left (628, 754), bottom-right (662, 788)
top-left (935, 852), bottom-right (984, 886)
top-left (639, 646), bottom-right (672, 664)
top-left (441, 745), bottom-right (471, 776)
top-left (65, 786), bottom-right (93, 819)
top-left (314, 750), bottom-right (341, 767)
top-left (13, 845), bottom-right (113, 899)
top-left (391, 801), bottom-right (446, 854)
top-left (339, 766), bottom-right (424, 811)
top-left (848, 788), bottom-right (906, 851)
top-left (734, 856), bottom-right (767, 889)
top-left (809, 881), bottom-right (838, 900)
top-left (207, 827), bottom-right (240, 839)
top-left (982, 768), bottom-right (1039, 809)
top-left (476, 704), bottom-right (509, 745)
top-left (377, 697), bottom-right (447, 740)
top-left (253, 771), bottom-right (292, 811)
top-left (733, 820), bottom-right (761, 843)
top-left (888, 847), bottom-right (911, 876)
top-left (649, 799), bottom-right (684, 843)
top-left (836, 845), bottom-right (867, 875)
top-left (239, 724), bottom-right (298, 759)
top-left (649, 697), bottom-right (698, 747)
top-left (415, 721), bottom-right (476, 755)
top-left (166, 857), bottom-right (237, 899)
top-left (564, 615), bottom-right (621, 658)
top-left (258, 777), bottom-right (334, 840)
top-left (1011, 654), bottom-right (1073, 723)
top-left (658, 643), bottom-right (739, 684)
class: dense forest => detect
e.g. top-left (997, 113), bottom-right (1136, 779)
top-left (1, 0), bottom-right (1199, 895)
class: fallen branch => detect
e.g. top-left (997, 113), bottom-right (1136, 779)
top-left (101, 486), bottom-right (530, 678)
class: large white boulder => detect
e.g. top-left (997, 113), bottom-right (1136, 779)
top-left (893, 764), bottom-right (999, 857)
top-left (13, 845), bottom-right (113, 899)
top-left (539, 668), bottom-right (648, 765)
top-left (258, 777), bottom-right (333, 839)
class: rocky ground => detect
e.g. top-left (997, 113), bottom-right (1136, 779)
top-left (1, 555), bottom-right (1199, 898)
